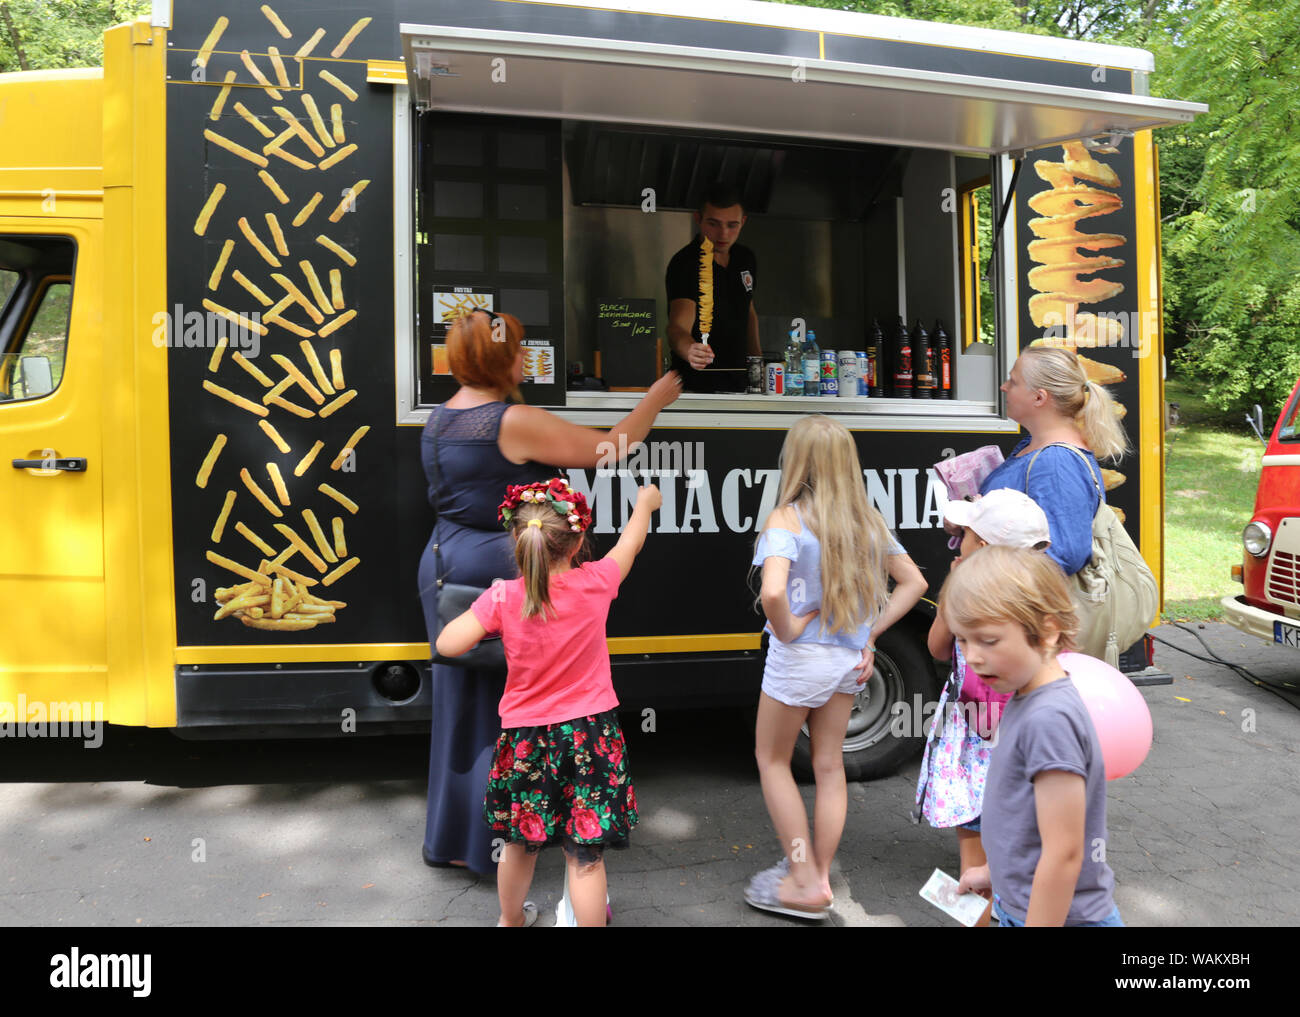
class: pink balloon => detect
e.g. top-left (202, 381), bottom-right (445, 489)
top-left (1059, 652), bottom-right (1153, 780)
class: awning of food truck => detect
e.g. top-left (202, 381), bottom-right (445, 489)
top-left (399, 25), bottom-right (1206, 156)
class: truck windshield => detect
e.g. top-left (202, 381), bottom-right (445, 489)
top-left (1279, 387), bottom-right (1300, 442)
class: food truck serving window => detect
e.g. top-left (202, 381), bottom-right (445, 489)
top-left (397, 22), bottom-right (1203, 425)
top-left (409, 109), bottom-right (1003, 416)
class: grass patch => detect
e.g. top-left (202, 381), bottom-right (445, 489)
top-left (1162, 377), bottom-right (1263, 621)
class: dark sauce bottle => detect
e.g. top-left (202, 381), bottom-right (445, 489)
top-left (934, 320), bottom-right (953, 399)
top-left (891, 316), bottom-right (912, 398)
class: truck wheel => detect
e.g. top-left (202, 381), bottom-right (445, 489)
top-left (792, 623), bottom-right (936, 782)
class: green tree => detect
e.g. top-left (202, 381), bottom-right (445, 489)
top-left (1155, 0), bottom-right (1300, 413)
top-left (766, 0), bottom-right (1039, 32)
top-left (0, 1), bottom-right (150, 74)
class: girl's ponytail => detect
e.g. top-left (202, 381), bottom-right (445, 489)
top-left (500, 480), bottom-right (592, 619)
top-left (514, 514), bottom-right (558, 619)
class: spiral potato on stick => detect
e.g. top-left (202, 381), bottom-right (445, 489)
top-left (698, 236), bottom-right (714, 345)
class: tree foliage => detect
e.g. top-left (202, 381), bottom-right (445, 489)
top-left (767, 0), bottom-right (1038, 32)
top-left (1155, 0), bottom-right (1300, 414)
top-left (0, 1), bottom-right (150, 74)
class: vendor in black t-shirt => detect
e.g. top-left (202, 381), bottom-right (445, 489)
top-left (665, 184), bottom-right (760, 393)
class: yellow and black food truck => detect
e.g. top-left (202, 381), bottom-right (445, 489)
top-left (0, 0), bottom-right (1204, 777)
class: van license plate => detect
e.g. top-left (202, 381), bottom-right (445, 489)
top-left (1274, 620), bottom-right (1300, 648)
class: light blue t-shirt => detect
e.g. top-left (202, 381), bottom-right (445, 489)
top-left (752, 506), bottom-right (906, 650)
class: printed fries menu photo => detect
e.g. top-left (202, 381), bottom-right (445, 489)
top-left (165, 5), bottom-right (420, 645)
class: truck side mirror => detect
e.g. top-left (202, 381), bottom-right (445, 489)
top-left (1247, 404), bottom-right (1266, 444)
top-left (17, 356), bottom-right (54, 398)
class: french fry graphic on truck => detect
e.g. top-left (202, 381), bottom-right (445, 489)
top-left (169, 8), bottom-right (391, 644)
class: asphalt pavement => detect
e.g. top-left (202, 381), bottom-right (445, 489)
top-left (2, 622), bottom-right (1298, 928)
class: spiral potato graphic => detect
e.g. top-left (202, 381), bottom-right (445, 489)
top-left (1026, 141), bottom-right (1127, 349)
top-left (1025, 142), bottom-right (1133, 513)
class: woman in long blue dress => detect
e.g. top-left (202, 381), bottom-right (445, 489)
top-left (419, 310), bottom-right (681, 875)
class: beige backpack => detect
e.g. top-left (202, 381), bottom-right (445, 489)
top-left (1027, 443), bottom-right (1159, 667)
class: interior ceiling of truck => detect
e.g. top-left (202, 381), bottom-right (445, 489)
top-left (564, 124), bottom-right (902, 219)
top-left (401, 25), bottom-right (1207, 156)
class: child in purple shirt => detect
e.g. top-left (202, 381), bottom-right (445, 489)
top-left (942, 545), bottom-right (1123, 927)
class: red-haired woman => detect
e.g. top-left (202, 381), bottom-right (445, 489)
top-left (419, 310), bottom-right (681, 876)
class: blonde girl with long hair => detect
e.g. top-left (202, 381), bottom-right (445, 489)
top-left (975, 346), bottom-right (1128, 576)
top-left (438, 478), bottom-right (661, 927)
top-left (745, 415), bottom-right (927, 918)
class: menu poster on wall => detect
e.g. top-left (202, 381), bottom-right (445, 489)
top-left (521, 339), bottom-right (555, 385)
top-left (432, 287), bottom-right (494, 335)
top-left (431, 287), bottom-right (495, 375)
top-left (596, 298), bottom-right (657, 388)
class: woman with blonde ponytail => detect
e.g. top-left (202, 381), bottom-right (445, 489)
top-left (977, 346), bottom-right (1127, 576)
top-left (745, 415), bottom-right (926, 919)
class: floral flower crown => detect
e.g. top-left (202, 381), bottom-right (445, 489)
top-left (499, 478), bottom-right (593, 533)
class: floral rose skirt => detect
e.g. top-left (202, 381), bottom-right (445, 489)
top-left (484, 711), bottom-right (637, 856)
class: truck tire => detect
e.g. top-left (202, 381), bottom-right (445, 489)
top-left (792, 621), bottom-right (937, 782)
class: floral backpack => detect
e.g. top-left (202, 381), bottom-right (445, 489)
top-left (911, 643), bottom-right (999, 829)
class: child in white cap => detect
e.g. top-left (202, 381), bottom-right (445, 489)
top-left (911, 488), bottom-right (1052, 926)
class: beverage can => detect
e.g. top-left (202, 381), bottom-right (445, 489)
top-left (857, 352), bottom-right (870, 396)
top-left (766, 362), bottom-right (784, 395)
top-left (837, 350), bottom-right (858, 397)
top-left (747, 356), bottom-right (764, 394)
top-left (820, 350), bottom-right (838, 396)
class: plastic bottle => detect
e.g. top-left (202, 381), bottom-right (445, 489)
top-left (801, 329), bottom-right (821, 397)
top-left (784, 331), bottom-right (804, 397)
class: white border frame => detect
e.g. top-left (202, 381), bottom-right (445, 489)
top-left (393, 86), bottom-right (422, 425)
top-left (390, 89), bottom-right (1020, 433)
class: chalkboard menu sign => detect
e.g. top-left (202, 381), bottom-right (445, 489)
top-left (596, 299), bottom-right (657, 388)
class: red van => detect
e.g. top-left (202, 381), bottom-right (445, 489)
top-left (1223, 376), bottom-right (1300, 647)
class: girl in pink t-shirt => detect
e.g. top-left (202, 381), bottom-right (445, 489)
top-left (437, 477), bottom-right (661, 927)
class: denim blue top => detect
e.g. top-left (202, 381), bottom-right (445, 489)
top-left (752, 505), bottom-right (906, 650)
top-left (979, 437), bottom-right (1102, 575)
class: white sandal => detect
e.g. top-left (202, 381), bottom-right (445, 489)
top-left (497, 901), bottom-right (538, 927)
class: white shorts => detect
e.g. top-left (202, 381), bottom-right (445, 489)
top-left (762, 639), bottom-right (866, 709)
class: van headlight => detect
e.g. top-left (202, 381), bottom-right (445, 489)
top-left (1243, 521), bottom-right (1272, 557)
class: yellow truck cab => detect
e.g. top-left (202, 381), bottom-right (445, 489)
top-left (1, 66), bottom-right (125, 720)
top-left (0, 0), bottom-right (1202, 776)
